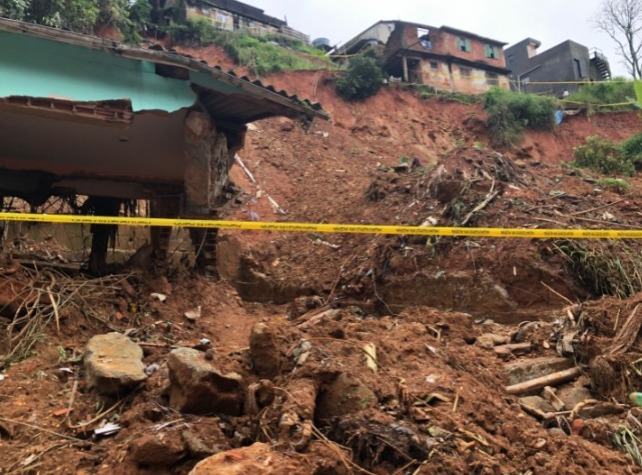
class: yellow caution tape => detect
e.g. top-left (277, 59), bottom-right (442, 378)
top-left (1, 212), bottom-right (642, 239)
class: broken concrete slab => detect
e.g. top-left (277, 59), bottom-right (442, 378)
top-left (519, 396), bottom-right (556, 414)
top-left (504, 357), bottom-right (574, 386)
top-left (84, 332), bottom-right (147, 396)
top-left (167, 348), bottom-right (242, 415)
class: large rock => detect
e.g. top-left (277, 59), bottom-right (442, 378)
top-left (504, 357), bottom-right (574, 386)
top-left (168, 348), bottom-right (242, 415)
top-left (249, 323), bottom-right (282, 379)
top-left (189, 443), bottom-right (308, 475)
top-left (316, 373), bottom-right (377, 421)
top-left (84, 333), bottom-right (147, 396)
top-left (130, 433), bottom-right (185, 466)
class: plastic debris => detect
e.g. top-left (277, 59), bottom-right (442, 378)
top-left (364, 343), bottom-right (378, 373)
top-left (94, 422), bottom-right (121, 436)
top-left (629, 392), bottom-right (642, 406)
top-left (0, 374), bottom-right (5, 381)
top-left (145, 363), bottom-right (161, 376)
top-left (59, 367), bottom-right (74, 374)
top-left (151, 293), bottom-right (167, 303)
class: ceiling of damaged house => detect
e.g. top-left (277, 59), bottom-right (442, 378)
top-left (0, 18), bottom-right (327, 200)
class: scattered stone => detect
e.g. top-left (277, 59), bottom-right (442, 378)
top-left (167, 348), bottom-right (242, 415)
top-left (316, 373), bottom-right (377, 421)
top-left (189, 443), bottom-right (308, 475)
top-left (504, 357), bottom-right (574, 386)
top-left (84, 333), bottom-right (147, 396)
top-left (182, 430), bottom-right (221, 458)
top-left (184, 306), bottom-right (202, 322)
top-left (130, 433), bottom-right (185, 466)
top-left (557, 384), bottom-right (594, 409)
top-left (494, 342), bottom-right (532, 358)
top-left (477, 333), bottom-right (509, 349)
top-left (249, 323), bottom-right (282, 379)
top-left (288, 296), bottom-right (324, 320)
top-left (519, 396), bottom-right (556, 414)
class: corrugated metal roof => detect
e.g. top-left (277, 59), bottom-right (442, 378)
top-left (0, 17), bottom-right (328, 124)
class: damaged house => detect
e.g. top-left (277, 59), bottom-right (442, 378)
top-left (0, 18), bottom-right (326, 273)
top-left (154, 0), bottom-right (309, 42)
top-left (340, 21), bottom-right (510, 94)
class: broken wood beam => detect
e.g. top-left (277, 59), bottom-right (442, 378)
top-left (505, 367), bottom-right (582, 396)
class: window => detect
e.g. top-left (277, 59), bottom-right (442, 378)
top-left (507, 54), bottom-right (514, 65)
top-left (486, 72), bottom-right (499, 86)
top-left (417, 27), bottom-right (432, 49)
top-left (460, 67), bottom-right (472, 78)
top-left (484, 44), bottom-right (500, 60)
top-left (573, 58), bottom-right (583, 79)
top-left (430, 61), bottom-right (439, 70)
top-left (457, 37), bottom-right (471, 53)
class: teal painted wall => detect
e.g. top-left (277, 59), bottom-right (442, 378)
top-left (0, 31), bottom-right (197, 112)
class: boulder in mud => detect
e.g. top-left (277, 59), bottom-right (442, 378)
top-left (249, 323), bottom-right (283, 379)
top-left (189, 443), bottom-right (309, 475)
top-left (84, 332), bottom-right (147, 396)
top-left (317, 373), bottom-right (377, 421)
top-left (167, 347), bottom-right (242, 415)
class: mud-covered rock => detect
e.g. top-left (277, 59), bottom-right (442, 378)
top-left (167, 348), bottom-right (242, 415)
top-left (189, 443), bottom-right (309, 475)
top-left (317, 373), bottom-right (377, 421)
top-left (504, 357), bottom-right (574, 386)
top-left (249, 323), bottom-right (282, 379)
top-left (476, 333), bottom-right (508, 349)
top-left (84, 332), bottom-right (147, 396)
top-left (130, 432), bottom-right (185, 465)
top-left (182, 430), bottom-right (222, 458)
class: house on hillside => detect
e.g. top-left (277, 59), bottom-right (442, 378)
top-left (339, 21), bottom-right (511, 94)
top-left (504, 38), bottom-right (612, 96)
top-left (154, 0), bottom-right (309, 42)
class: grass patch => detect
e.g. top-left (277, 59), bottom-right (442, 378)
top-left (596, 178), bottom-right (630, 193)
top-left (565, 78), bottom-right (636, 111)
top-left (484, 87), bottom-right (556, 148)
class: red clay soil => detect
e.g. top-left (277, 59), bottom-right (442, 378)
top-left (3, 65), bottom-right (642, 474)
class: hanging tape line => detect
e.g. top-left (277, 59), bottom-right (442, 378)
top-left (1, 212), bottom-right (642, 239)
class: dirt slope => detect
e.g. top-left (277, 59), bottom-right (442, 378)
top-left (3, 62), bottom-right (642, 475)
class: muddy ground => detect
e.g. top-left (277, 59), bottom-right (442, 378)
top-left (3, 58), bottom-right (642, 474)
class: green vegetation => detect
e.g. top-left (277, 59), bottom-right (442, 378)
top-left (0, 0), bottom-right (150, 43)
top-left (572, 134), bottom-right (642, 176)
top-left (565, 78), bottom-right (636, 111)
top-left (554, 240), bottom-right (642, 299)
top-left (596, 177), bottom-right (631, 193)
top-left (167, 18), bottom-right (333, 76)
top-left (484, 87), bottom-right (557, 148)
top-left (335, 53), bottom-right (385, 101)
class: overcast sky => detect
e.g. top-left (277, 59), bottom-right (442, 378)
top-left (246, 0), bottom-right (629, 77)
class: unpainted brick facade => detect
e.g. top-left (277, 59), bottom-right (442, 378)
top-left (384, 22), bottom-right (510, 94)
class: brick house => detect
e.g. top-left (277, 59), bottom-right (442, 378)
top-left (154, 0), bottom-right (309, 42)
top-left (341, 21), bottom-right (510, 94)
